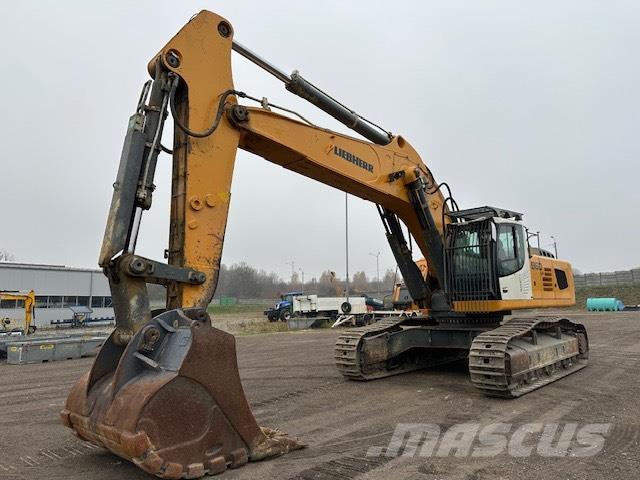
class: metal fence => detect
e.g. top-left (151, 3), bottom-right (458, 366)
top-left (213, 297), bottom-right (272, 306)
top-left (574, 268), bottom-right (640, 287)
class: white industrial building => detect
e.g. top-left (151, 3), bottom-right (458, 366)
top-left (0, 262), bottom-right (115, 327)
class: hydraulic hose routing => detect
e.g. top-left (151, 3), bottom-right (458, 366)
top-left (232, 40), bottom-right (393, 145)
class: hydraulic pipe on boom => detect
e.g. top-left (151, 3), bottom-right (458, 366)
top-left (232, 40), bottom-right (393, 145)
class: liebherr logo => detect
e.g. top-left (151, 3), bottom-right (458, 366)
top-left (333, 146), bottom-right (374, 173)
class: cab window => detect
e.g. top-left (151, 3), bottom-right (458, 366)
top-left (497, 224), bottom-right (525, 277)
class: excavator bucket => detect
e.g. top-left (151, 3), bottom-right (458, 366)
top-left (61, 308), bottom-right (303, 478)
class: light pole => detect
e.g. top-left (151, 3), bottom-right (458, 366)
top-left (526, 230), bottom-right (540, 251)
top-left (368, 251), bottom-right (380, 297)
top-left (345, 193), bottom-right (350, 300)
top-left (550, 236), bottom-right (558, 258)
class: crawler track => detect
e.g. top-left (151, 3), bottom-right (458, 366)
top-left (469, 316), bottom-right (589, 398)
top-left (334, 318), bottom-right (412, 381)
top-left (334, 318), bottom-right (469, 381)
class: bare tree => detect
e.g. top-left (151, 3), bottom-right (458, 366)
top-left (317, 270), bottom-right (341, 296)
top-left (215, 262), bottom-right (288, 299)
top-left (289, 272), bottom-right (300, 291)
top-left (352, 271), bottom-right (369, 293)
top-left (0, 250), bottom-right (15, 262)
top-left (382, 268), bottom-right (398, 289)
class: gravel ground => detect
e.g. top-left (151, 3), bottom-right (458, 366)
top-left (0, 311), bottom-right (638, 480)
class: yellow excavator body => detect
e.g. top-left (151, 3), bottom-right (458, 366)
top-left (62, 11), bottom-right (588, 478)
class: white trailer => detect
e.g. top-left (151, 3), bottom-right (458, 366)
top-left (291, 295), bottom-right (367, 318)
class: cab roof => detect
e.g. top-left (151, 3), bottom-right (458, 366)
top-left (446, 206), bottom-right (523, 222)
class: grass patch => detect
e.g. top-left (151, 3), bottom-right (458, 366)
top-left (575, 285), bottom-right (640, 309)
top-left (234, 321), bottom-right (289, 336)
top-left (207, 304), bottom-right (266, 315)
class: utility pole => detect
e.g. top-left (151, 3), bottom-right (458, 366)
top-left (285, 261), bottom-right (295, 281)
top-left (299, 268), bottom-right (305, 293)
top-left (345, 193), bottom-right (349, 300)
top-left (550, 235), bottom-right (558, 258)
top-left (368, 251), bottom-right (380, 297)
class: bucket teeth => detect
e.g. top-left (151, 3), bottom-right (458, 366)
top-left (229, 449), bottom-right (249, 468)
top-left (121, 431), bottom-right (152, 458)
top-left (62, 308), bottom-right (304, 478)
top-left (207, 456), bottom-right (227, 475)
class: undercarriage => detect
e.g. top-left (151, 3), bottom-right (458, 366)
top-left (335, 314), bottom-right (588, 397)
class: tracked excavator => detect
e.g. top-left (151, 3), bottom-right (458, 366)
top-left (62, 10), bottom-right (589, 479)
top-left (0, 290), bottom-right (36, 335)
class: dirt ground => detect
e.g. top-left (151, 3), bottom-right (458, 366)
top-left (1, 311), bottom-right (639, 480)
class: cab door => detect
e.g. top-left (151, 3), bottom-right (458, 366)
top-left (496, 223), bottom-right (532, 300)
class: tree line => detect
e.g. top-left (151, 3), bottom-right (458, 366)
top-left (214, 262), bottom-right (398, 299)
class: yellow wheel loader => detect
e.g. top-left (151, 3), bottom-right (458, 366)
top-left (62, 11), bottom-right (588, 478)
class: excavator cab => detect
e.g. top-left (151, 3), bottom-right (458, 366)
top-left (444, 205), bottom-right (571, 308)
top-left (444, 207), bottom-right (530, 303)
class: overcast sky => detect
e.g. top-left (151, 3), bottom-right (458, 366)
top-left (1, 0), bottom-right (638, 281)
